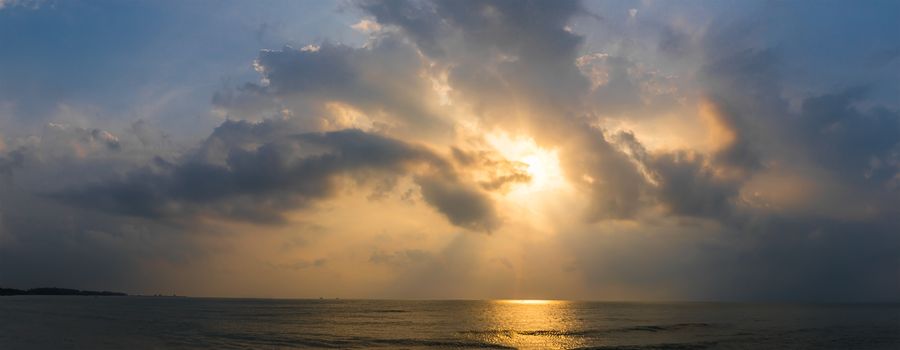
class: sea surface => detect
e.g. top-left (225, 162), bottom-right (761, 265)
top-left (0, 297), bottom-right (897, 349)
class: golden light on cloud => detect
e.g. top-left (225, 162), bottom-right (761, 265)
top-left (698, 99), bottom-right (737, 152)
top-left (323, 102), bottom-right (374, 131)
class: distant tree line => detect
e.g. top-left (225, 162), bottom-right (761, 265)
top-left (0, 287), bottom-right (126, 296)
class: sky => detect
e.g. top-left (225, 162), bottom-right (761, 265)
top-left (0, 0), bottom-right (898, 301)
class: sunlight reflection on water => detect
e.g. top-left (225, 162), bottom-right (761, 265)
top-left (1, 298), bottom-right (897, 349)
top-left (477, 299), bottom-right (584, 349)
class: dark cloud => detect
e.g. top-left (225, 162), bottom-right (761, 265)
top-left (612, 129), bottom-right (742, 221)
top-left (53, 119), bottom-right (500, 230)
top-left (0, 148), bottom-right (24, 180)
top-left (798, 88), bottom-right (900, 186)
top-left (650, 151), bottom-right (740, 219)
top-left (417, 173), bottom-right (500, 232)
top-left (565, 127), bottom-right (648, 221)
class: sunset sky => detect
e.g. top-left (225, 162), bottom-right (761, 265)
top-left (0, 0), bottom-right (898, 301)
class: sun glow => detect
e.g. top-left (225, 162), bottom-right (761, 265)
top-left (486, 132), bottom-right (569, 196)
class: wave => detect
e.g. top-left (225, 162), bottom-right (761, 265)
top-left (174, 331), bottom-right (515, 349)
top-left (367, 338), bottom-right (516, 349)
top-left (616, 323), bottom-right (712, 333)
top-left (458, 322), bottom-right (715, 338)
top-left (365, 309), bottom-right (409, 313)
top-left (573, 341), bottom-right (719, 350)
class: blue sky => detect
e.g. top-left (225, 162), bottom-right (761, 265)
top-left (0, 1), bottom-right (361, 138)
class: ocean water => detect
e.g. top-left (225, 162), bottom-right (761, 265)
top-left (0, 297), bottom-right (897, 349)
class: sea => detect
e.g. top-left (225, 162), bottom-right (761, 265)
top-left (0, 297), bottom-right (897, 349)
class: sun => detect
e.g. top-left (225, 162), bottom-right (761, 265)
top-left (485, 132), bottom-right (569, 197)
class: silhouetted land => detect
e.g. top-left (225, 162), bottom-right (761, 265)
top-left (0, 287), bottom-right (126, 296)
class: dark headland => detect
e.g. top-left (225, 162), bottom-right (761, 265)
top-left (0, 287), bottom-right (127, 296)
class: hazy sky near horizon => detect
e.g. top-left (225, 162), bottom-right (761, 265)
top-left (0, 0), bottom-right (898, 301)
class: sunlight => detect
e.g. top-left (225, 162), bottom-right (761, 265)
top-left (486, 132), bottom-right (569, 196)
top-left (482, 299), bottom-right (583, 349)
top-left (498, 299), bottom-right (563, 305)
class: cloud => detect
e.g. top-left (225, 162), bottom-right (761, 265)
top-left (356, 0), bottom-right (656, 223)
top-left (1, 0), bottom-right (899, 301)
top-left (351, 19), bottom-right (382, 34)
top-left (215, 37), bottom-right (451, 140)
top-left (650, 151), bottom-right (740, 219)
top-left (798, 88), bottom-right (900, 185)
top-left (450, 147), bottom-right (531, 192)
top-left (417, 173), bottom-right (500, 232)
top-left (52, 119), bottom-right (501, 230)
top-left (0, 0), bottom-right (41, 10)
top-left (0, 148), bottom-right (24, 180)
top-left (275, 258), bottom-right (327, 271)
top-left (369, 249), bottom-right (433, 267)
top-left (563, 213), bottom-right (900, 302)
